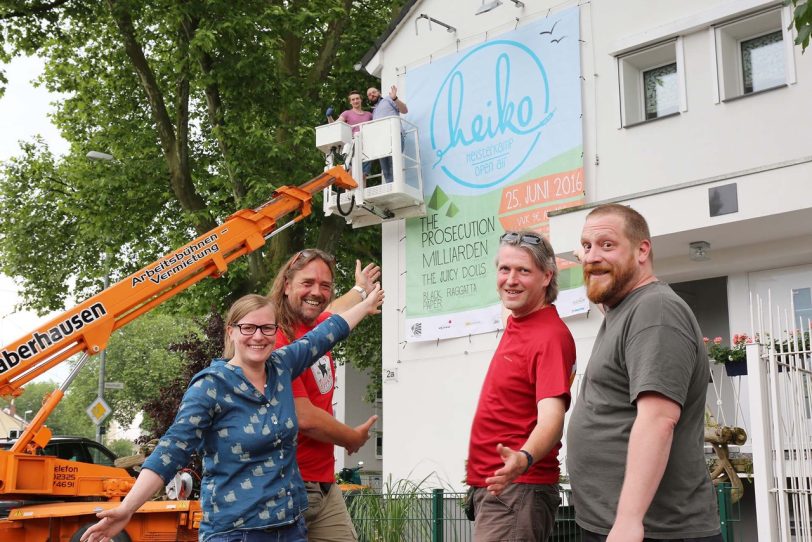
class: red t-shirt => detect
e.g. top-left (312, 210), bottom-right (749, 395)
top-left (467, 305), bottom-right (576, 486)
top-left (275, 312), bottom-right (336, 482)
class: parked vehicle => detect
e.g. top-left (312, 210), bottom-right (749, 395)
top-left (0, 435), bottom-right (127, 471)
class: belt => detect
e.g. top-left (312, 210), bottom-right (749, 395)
top-left (305, 481), bottom-right (334, 494)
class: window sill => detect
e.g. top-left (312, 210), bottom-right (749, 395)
top-left (721, 83), bottom-right (787, 103)
top-left (622, 111), bottom-right (681, 129)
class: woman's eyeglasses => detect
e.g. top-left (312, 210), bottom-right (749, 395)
top-left (231, 323), bottom-right (279, 336)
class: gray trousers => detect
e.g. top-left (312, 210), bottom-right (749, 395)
top-left (473, 483), bottom-right (561, 541)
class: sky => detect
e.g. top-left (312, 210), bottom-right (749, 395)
top-left (0, 56), bottom-right (68, 161)
top-left (1, 55), bottom-right (70, 382)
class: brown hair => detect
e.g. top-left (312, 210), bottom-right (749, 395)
top-left (222, 294), bottom-right (275, 359)
top-left (586, 204), bottom-right (653, 260)
top-left (268, 249), bottom-right (336, 342)
top-left (348, 90), bottom-right (361, 99)
top-left (498, 230), bottom-right (559, 304)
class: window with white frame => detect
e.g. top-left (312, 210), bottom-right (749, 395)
top-left (714, 7), bottom-right (793, 101)
top-left (741, 30), bottom-right (785, 93)
top-left (618, 40), bottom-right (684, 127)
top-left (793, 287), bottom-right (812, 328)
top-left (643, 63), bottom-right (679, 120)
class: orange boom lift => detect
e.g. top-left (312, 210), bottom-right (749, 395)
top-left (0, 167), bottom-right (356, 542)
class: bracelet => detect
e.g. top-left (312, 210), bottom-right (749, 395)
top-left (392, 96), bottom-right (398, 102)
top-left (352, 285), bottom-right (367, 300)
top-left (519, 449), bottom-right (534, 474)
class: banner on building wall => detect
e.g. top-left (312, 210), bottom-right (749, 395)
top-left (403, 7), bottom-right (588, 342)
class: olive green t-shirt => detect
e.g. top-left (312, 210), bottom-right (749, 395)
top-left (566, 282), bottom-right (720, 537)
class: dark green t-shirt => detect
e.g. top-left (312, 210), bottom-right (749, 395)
top-left (567, 282), bottom-right (720, 537)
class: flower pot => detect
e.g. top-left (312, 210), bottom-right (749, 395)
top-left (725, 360), bottom-right (747, 377)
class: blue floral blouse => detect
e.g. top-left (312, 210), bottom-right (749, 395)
top-left (141, 314), bottom-right (350, 541)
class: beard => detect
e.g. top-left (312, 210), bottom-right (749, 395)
top-left (583, 260), bottom-right (636, 306)
top-left (291, 295), bottom-right (327, 325)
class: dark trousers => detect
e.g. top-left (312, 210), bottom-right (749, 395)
top-left (582, 530), bottom-right (723, 542)
top-left (205, 517), bottom-right (308, 542)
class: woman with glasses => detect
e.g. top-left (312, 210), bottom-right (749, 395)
top-left (81, 287), bottom-right (384, 542)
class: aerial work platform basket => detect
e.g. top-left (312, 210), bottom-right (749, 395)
top-left (316, 116), bottom-right (425, 228)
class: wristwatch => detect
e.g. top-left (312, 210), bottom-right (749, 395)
top-left (519, 449), bottom-right (534, 474)
top-left (352, 285), bottom-right (367, 300)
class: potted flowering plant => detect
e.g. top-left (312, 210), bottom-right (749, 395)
top-left (705, 334), bottom-right (751, 376)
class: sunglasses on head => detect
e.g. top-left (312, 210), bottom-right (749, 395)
top-left (499, 232), bottom-right (543, 245)
top-left (290, 249), bottom-right (335, 267)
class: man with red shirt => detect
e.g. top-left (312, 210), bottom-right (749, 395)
top-left (467, 230), bottom-right (576, 541)
top-left (268, 249), bottom-right (380, 542)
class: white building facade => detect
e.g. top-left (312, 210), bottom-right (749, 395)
top-left (359, 0), bottom-right (811, 521)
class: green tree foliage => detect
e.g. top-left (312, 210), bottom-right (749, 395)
top-left (1, 380), bottom-right (55, 421)
top-left (107, 437), bottom-right (135, 457)
top-left (0, 379), bottom-right (95, 436)
top-left (787, 0), bottom-right (812, 51)
top-left (1, 310), bottom-right (199, 438)
top-left (140, 308), bottom-right (223, 439)
top-left (50, 385), bottom-right (97, 436)
top-left (68, 310), bottom-right (202, 431)
top-left (0, 0), bottom-right (398, 399)
top-left (100, 311), bottom-right (200, 427)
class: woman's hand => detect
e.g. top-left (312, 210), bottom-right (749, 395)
top-left (361, 283), bottom-right (384, 315)
top-left (80, 506), bottom-right (134, 542)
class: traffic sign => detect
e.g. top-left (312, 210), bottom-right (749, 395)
top-left (86, 396), bottom-right (111, 425)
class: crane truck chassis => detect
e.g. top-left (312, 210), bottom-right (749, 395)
top-left (0, 166), bottom-right (357, 542)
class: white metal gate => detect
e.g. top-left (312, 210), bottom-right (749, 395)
top-left (749, 293), bottom-right (812, 541)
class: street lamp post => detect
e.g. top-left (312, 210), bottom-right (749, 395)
top-left (86, 150), bottom-right (115, 444)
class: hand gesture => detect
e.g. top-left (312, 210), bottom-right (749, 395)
top-left (347, 415), bottom-right (379, 454)
top-left (80, 506), bottom-right (134, 542)
top-left (484, 443), bottom-right (527, 496)
top-left (361, 283), bottom-right (384, 315)
top-left (388, 85), bottom-right (398, 100)
top-left (354, 259), bottom-right (381, 295)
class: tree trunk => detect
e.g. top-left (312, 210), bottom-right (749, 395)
top-left (107, 0), bottom-right (216, 234)
top-left (317, 214), bottom-right (346, 255)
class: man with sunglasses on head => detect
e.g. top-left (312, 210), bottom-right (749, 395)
top-left (466, 230), bottom-right (576, 541)
top-left (268, 249), bottom-right (381, 542)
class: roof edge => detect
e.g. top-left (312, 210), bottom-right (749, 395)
top-left (359, 0), bottom-right (421, 74)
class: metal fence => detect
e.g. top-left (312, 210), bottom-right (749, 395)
top-left (344, 485), bottom-right (736, 541)
top-left (747, 299), bottom-right (812, 542)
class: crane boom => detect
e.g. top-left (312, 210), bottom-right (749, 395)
top-left (0, 166), bottom-right (356, 457)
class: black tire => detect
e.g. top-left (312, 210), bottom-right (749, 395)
top-left (70, 523), bottom-right (132, 542)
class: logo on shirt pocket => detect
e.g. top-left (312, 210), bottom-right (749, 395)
top-left (311, 356), bottom-right (333, 394)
